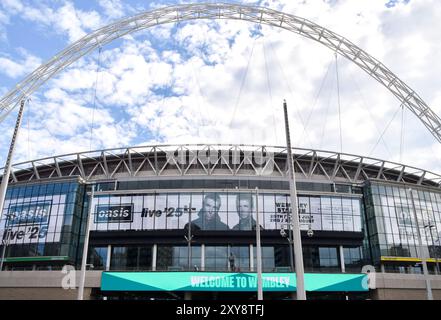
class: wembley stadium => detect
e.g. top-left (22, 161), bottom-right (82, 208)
top-left (1, 3), bottom-right (441, 301)
top-left (0, 144), bottom-right (441, 300)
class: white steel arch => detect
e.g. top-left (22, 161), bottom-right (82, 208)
top-left (1, 3), bottom-right (440, 142)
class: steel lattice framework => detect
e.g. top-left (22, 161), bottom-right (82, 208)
top-left (0, 3), bottom-right (440, 143)
top-left (6, 144), bottom-right (441, 188)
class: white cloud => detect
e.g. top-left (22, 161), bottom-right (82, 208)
top-left (1, 0), bottom-right (24, 12)
top-left (0, 49), bottom-right (41, 78)
top-left (1, 1), bottom-right (103, 43)
top-left (51, 3), bottom-right (102, 42)
top-left (0, 9), bottom-right (8, 23)
top-left (0, 9), bottom-right (8, 41)
top-left (98, 0), bottom-right (126, 19)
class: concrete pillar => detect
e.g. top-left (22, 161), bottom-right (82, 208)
top-left (106, 245), bottom-right (111, 271)
top-left (250, 244), bottom-right (254, 272)
top-left (201, 244), bottom-right (205, 271)
top-left (152, 244), bottom-right (157, 271)
top-left (340, 246), bottom-right (345, 273)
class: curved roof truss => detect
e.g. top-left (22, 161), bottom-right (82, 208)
top-left (1, 3), bottom-right (440, 143)
top-left (6, 144), bottom-right (441, 188)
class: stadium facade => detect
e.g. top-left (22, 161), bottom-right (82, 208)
top-left (1, 144), bottom-right (441, 300)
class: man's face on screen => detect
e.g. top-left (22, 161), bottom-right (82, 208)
top-left (203, 198), bottom-right (219, 221)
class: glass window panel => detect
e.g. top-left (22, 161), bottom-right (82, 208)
top-left (321, 197), bottom-right (332, 214)
top-left (166, 194), bottom-right (180, 230)
top-left (343, 215), bottom-right (354, 232)
top-left (382, 205), bottom-right (391, 217)
top-left (116, 196), bottom-right (132, 231)
top-left (142, 195), bottom-right (155, 230)
top-left (390, 215), bottom-right (400, 234)
top-left (216, 211), bottom-right (229, 231)
top-left (386, 195), bottom-right (395, 207)
top-left (383, 216), bottom-right (393, 234)
top-left (298, 197), bottom-right (309, 214)
top-left (332, 214), bottom-right (343, 232)
top-left (352, 199), bottom-right (361, 216)
top-left (131, 195), bottom-right (143, 231)
top-left (154, 194), bottom-right (167, 230)
top-left (277, 194), bottom-right (293, 231)
top-left (353, 215), bottom-right (362, 232)
top-left (331, 198), bottom-right (343, 215)
top-left (88, 246), bottom-right (107, 270)
top-left (342, 198), bottom-right (353, 215)
top-left (191, 246), bottom-right (201, 258)
top-left (179, 193), bottom-right (193, 229)
top-left (205, 258), bottom-right (215, 270)
top-left (322, 212), bottom-right (333, 231)
top-left (156, 246), bottom-right (173, 270)
top-left (263, 194), bottom-right (277, 230)
top-left (191, 193), bottom-right (203, 214)
top-left (215, 258), bottom-right (227, 270)
top-left (310, 197), bottom-right (321, 214)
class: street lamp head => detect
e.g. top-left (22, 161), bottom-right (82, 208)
top-left (280, 227), bottom-right (287, 238)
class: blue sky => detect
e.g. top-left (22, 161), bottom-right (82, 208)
top-left (1, 0), bottom-right (441, 174)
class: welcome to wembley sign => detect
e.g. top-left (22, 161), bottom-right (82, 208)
top-left (101, 272), bottom-right (369, 292)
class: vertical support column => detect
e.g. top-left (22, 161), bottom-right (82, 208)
top-left (186, 208), bottom-right (192, 271)
top-left (380, 264), bottom-right (385, 273)
top-left (0, 238), bottom-right (9, 271)
top-left (408, 188), bottom-right (433, 300)
top-left (78, 184), bottom-right (95, 300)
top-left (340, 246), bottom-right (346, 273)
top-left (106, 245), bottom-right (111, 271)
top-left (283, 100), bottom-right (306, 300)
top-left (201, 244), bottom-right (205, 271)
top-left (255, 187), bottom-right (263, 300)
top-left (250, 244), bottom-right (254, 272)
top-left (152, 244), bottom-right (157, 271)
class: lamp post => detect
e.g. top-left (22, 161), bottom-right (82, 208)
top-left (78, 184), bottom-right (95, 300)
top-left (285, 211), bottom-right (295, 272)
top-left (408, 188), bottom-right (433, 300)
top-left (283, 100), bottom-right (306, 300)
top-left (279, 223), bottom-right (294, 271)
top-left (424, 223), bottom-right (440, 274)
top-left (184, 208), bottom-right (193, 271)
top-left (255, 187), bottom-right (263, 300)
top-left (0, 236), bottom-right (11, 271)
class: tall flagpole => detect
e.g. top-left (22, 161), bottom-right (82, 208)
top-left (283, 99), bottom-right (306, 300)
